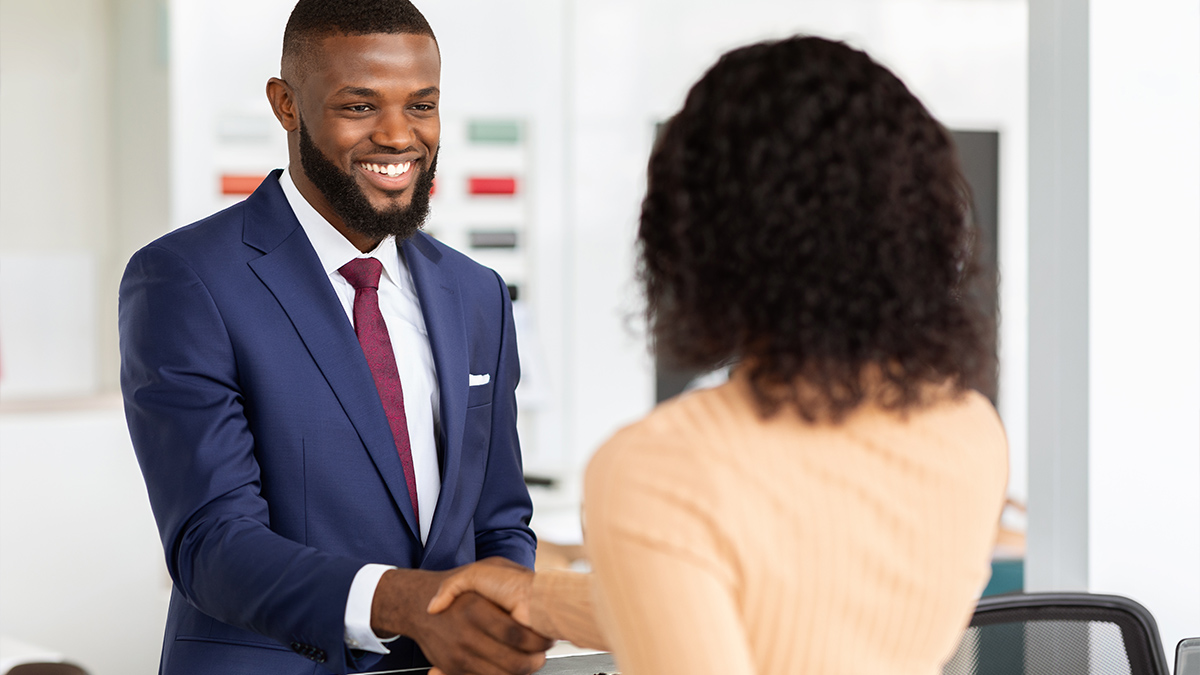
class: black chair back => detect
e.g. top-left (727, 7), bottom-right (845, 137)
top-left (942, 592), bottom-right (1170, 675)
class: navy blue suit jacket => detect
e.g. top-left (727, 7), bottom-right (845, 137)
top-left (119, 171), bottom-right (536, 674)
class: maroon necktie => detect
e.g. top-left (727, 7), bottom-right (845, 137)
top-left (339, 258), bottom-right (419, 523)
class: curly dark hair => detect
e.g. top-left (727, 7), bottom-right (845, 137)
top-left (282, 0), bottom-right (436, 81)
top-left (639, 36), bottom-right (995, 421)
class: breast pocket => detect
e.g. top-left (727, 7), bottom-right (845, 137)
top-left (466, 379), bottom-right (494, 408)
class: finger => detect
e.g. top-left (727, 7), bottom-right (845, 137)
top-left (525, 650), bottom-right (548, 674)
top-left (424, 593), bottom-right (551, 675)
top-left (430, 566), bottom-right (528, 618)
top-left (459, 640), bottom-right (547, 675)
top-left (441, 628), bottom-right (546, 675)
top-left (427, 572), bottom-right (474, 614)
top-left (461, 593), bottom-right (555, 653)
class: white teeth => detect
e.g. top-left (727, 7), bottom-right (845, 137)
top-left (362, 162), bottom-right (412, 177)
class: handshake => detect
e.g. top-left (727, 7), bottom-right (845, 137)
top-left (371, 558), bottom-right (560, 675)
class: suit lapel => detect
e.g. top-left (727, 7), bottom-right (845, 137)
top-left (402, 234), bottom-right (467, 558)
top-left (242, 172), bottom-right (421, 542)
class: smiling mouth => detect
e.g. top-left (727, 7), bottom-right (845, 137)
top-left (360, 161), bottom-right (413, 178)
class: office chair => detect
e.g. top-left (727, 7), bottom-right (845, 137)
top-left (942, 592), bottom-right (1171, 675)
top-left (1178, 638), bottom-right (1200, 675)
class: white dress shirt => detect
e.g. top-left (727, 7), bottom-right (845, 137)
top-left (279, 168), bottom-right (440, 654)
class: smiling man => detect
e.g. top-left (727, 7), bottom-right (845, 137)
top-left (118, 2), bottom-right (550, 674)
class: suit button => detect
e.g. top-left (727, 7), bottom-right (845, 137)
top-left (289, 642), bottom-right (326, 662)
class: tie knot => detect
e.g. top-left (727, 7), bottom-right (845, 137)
top-left (339, 257), bottom-right (383, 290)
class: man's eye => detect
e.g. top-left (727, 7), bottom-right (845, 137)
top-left (411, 103), bottom-right (436, 112)
top-left (346, 104), bottom-right (372, 113)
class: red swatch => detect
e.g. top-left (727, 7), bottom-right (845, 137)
top-left (468, 177), bottom-right (518, 195)
top-left (221, 174), bottom-right (267, 195)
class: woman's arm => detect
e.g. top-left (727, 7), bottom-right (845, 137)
top-left (582, 429), bottom-right (758, 675)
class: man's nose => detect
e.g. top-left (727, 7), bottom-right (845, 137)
top-left (371, 109), bottom-right (417, 151)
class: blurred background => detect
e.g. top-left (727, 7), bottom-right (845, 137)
top-left (0, 0), bottom-right (1195, 673)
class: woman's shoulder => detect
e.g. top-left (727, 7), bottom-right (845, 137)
top-left (914, 389), bottom-right (1008, 452)
top-left (880, 388), bottom-right (1009, 484)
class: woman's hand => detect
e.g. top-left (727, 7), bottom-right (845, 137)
top-left (427, 557), bottom-right (537, 627)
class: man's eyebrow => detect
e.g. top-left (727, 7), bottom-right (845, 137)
top-left (331, 86), bottom-right (439, 99)
top-left (335, 86), bottom-right (380, 98)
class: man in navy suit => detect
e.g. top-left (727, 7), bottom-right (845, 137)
top-left (118, 1), bottom-right (551, 673)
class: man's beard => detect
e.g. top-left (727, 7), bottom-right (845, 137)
top-left (298, 118), bottom-right (437, 243)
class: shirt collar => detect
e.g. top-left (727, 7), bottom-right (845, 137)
top-left (278, 167), bottom-right (405, 288)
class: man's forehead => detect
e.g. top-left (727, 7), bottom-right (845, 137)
top-left (285, 31), bottom-right (440, 85)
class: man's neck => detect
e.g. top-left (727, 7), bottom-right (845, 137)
top-left (288, 165), bottom-right (381, 253)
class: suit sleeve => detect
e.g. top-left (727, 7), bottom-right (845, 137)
top-left (471, 270), bottom-right (537, 567)
top-left (119, 245), bottom-right (375, 673)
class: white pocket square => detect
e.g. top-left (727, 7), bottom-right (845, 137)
top-left (469, 373), bottom-right (491, 386)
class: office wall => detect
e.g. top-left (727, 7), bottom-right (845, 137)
top-left (0, 0), bottom-right (111, 399)
top-left (1026, 0), bottom-right (1200, 657)
top-left (1088, 0), bottom-right (1200, 655)
top-left (0, 407), bottom-right (167, 674)
top-left (0, 2), bottom-right (170, 672)
top-left (0, 0), bottom-right (168, 400)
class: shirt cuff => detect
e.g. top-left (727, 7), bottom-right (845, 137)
top-left (345, 564), bottom-right (401, 654)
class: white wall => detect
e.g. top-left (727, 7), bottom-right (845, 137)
top-left (1, 2), bottom-right (170, 671)
top-left (1088, 0), bottom-right (1200, 656)
top-left (0, 405), bottom-right (168, 675)
top-left (1026, 0), bottom-right (1200, 658)
top-left (0, 0), bottom-right (168, 401)
top-left (0, 0), bottom-right (112, 400)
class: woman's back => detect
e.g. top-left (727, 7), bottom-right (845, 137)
top-left (584, 374), bottom-right (1007, 675)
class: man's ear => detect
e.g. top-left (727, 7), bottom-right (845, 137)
top-left (266, 77), bottom-right (300, 132)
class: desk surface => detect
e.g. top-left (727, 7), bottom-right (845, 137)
top-left (366, 652), bottom-right (618, 675)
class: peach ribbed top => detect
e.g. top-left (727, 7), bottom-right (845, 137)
top-left (531, 375), bottom-right (1007, 675)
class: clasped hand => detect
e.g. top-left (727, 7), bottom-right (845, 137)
top-left (371, 561), bottom-right (549, 675)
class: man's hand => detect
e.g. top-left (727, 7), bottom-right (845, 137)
top-left (427, 557), bottom-right (536, 627)
top-left (372, 567), bottom-right (553, 675)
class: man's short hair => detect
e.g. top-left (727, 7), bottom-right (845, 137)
top-left (282, 0), bottom-right (437, 82)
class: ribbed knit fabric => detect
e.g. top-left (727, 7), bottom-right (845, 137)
top-left (531, 373), bottom-right (1008, 675)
